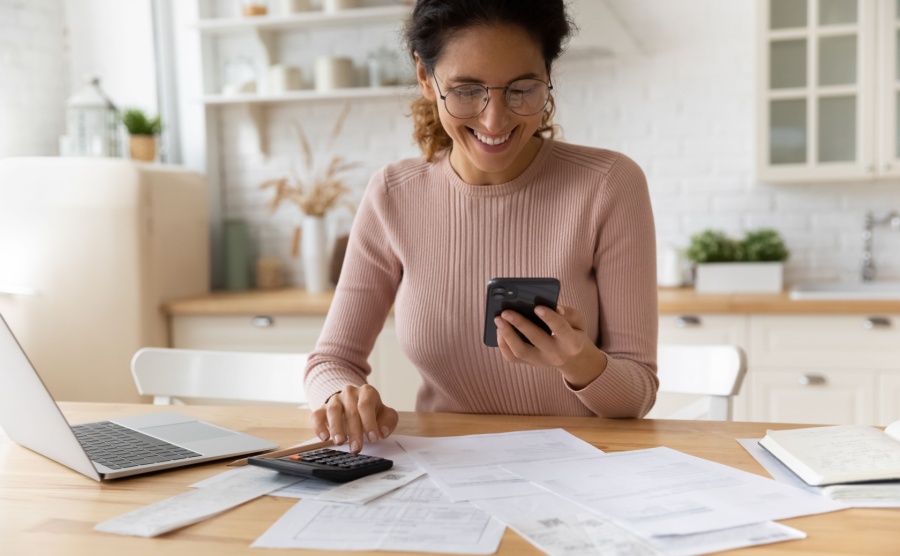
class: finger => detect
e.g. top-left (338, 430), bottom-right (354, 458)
top-left (325, 395), bottom-right (347, 445)
top-left (310, 407), bottom-right (330, 441)
top-left (376, 405), bottom-right (400, 439)
top-left (357, 385), bottom-right (384, 444)
top-left (556, 303), bottom-right (587, 330)
top-left (495, 327), bottom-right (520, 363)
top-left (340, 387), bottom-right (366, 453)
top-left (534, 305), bottom-right (575, 340)
top-left (500, 310), bottom-right (553, 352)
top-left (497, 313), bottom-right (541, 360)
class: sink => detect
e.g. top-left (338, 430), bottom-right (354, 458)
top-left (789, 281), bottom-right (900, 300)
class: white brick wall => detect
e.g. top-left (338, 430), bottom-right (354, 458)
top-left (0, 0), bottom-right (67, 158)
top-left (201, 0), bottom-right (900, 286)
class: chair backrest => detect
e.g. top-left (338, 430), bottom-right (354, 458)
top-left (653, 344), bottom-right (748, 421)
top-left (131, 348), bottom-right (308, 407)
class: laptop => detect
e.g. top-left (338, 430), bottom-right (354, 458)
top-left (0, 313), bottom-right (278, 480)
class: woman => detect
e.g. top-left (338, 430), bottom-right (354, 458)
top-left (304, 0), bottom-right (658, 453)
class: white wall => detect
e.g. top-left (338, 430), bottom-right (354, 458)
top-left (63, 0), bottom-right (158, 114)
top-left (0, 0), bottom-right (67, 158)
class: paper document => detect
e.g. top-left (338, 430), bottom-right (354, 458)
top-left (474, 493), bottom-right (805, 556)
top-left (738, 438), bottom-right (900, 508)
top-left (191, 439), bottom-right (424, 504)
top-left (95, 467), bottom-right (301, 537)
top-left (504, 446), bottom-right (846, 537)
top-left (252, 476), bottom-right (506, 554)
top-left (394, 428), bottom-right (601, 501)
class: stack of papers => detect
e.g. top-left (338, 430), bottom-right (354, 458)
top-left (97, 429), bottom-right (857, 555)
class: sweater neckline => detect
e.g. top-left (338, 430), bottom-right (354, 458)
top-left (440, 138), bottom-right (554, 197)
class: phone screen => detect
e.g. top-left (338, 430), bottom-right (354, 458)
top-left (483, 278), bottom-right (560, 347)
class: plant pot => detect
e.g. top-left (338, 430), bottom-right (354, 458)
top-left (129, 135), bottom-right (156, 162)
top-left (694, 262), bottom-right (784, 294)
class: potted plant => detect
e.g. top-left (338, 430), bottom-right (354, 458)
top-left (121, 108), bottom-right (162, 162)
top-left (686, 228), bottom-right (789, 294)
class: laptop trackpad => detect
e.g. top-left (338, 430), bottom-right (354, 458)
top-left (141, 421), bottom-right (237, 445)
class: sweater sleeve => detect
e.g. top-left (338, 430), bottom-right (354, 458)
top-left (304, 169), bottom-right (402, 408)
top-left (570, 153), bottom-right (659, 417)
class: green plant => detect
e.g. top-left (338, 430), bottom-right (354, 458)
top-left (741, 228), bottom-right (789, 262)
top-left (685, 228), bottom-right (790, 263)
top-left (121, 108), bottom-right (162, 136)
top-left (684, 230), bottom-right (740, 263)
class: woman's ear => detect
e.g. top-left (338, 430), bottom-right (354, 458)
top-left (415, 54), bottom-right (436, 101)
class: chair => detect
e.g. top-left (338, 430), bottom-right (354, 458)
top-left (131, 347), bottom-right (308, 407)
top-left (651, 344), bottom-right (748, 421)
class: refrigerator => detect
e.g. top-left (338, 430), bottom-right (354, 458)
top-left (0, 157), bottom-right (209, 403)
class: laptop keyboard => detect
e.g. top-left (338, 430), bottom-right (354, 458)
top-left (72, 421), bottom-right (201, 470)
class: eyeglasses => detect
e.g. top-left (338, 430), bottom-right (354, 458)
top-left (431, 73), bottom-right (553, 119)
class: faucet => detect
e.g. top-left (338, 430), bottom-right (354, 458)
top-left (861, 210), bottom-right (900, 281)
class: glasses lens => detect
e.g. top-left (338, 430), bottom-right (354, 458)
top-left (444, 84), bottom-right (488, 118)
top-left (506, 79), bottom-right (550, 116)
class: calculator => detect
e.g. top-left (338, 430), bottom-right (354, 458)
top-left (247, 447), bottom-right (393, 483)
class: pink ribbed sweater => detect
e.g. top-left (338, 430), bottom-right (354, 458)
top-left (305, 139), bottom-right (659, 418)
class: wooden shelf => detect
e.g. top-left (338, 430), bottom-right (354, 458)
top-left (191, 5), bottom-right (411, 34)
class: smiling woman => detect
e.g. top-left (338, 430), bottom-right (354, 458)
top-left (304, 0), bottom-right (659, 454)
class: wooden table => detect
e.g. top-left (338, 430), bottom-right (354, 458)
top-left (2, 403), bottom-right (898, 555)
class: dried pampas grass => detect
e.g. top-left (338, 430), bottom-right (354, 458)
top-left (260, 104), bottom-right (358, 218)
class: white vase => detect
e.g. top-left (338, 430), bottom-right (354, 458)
top-left (301, 215), bottom-right (330, 294)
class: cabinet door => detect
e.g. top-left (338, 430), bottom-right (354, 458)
top-left (653, 315), bottom-right (751, 421)
top-left (879, 0), bottom-right (900, 176)
top-left (751, 367), bottom-right (877, 425)
top-left (750, 314), bottom-right (900, 369)
top-left (756, 0), bottom-right (877, 182)
top-left (170, 314), bottom-right (323, 352)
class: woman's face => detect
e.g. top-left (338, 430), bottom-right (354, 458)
top-left (417, 24), bottom-right (549, 185)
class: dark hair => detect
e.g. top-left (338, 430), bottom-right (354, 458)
top-left (404, 0), bottom-right (573, 160)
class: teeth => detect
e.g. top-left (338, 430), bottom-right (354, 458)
top-left (473, 130), bottom-right (511, 146)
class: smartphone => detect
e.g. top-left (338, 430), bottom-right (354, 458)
top-left (483, 277), bottom-right (561, 347)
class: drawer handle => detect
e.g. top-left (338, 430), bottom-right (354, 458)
top-left (862, 317), bottom-right (891, 330)
top-left (675, 315), bottom-right (701, 328)
top-left (798, 374), bottom-right (826, 386)
top-left (252, 316), bottom-right (274, 328)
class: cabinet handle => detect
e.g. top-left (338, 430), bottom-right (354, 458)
top-left (862, 317), bottom-right (891, 330)
top-left (798, 374), bottom-right (826, 386)
top-left (674, 315), bottom-right (702, 328)
top-left (252, 316), bottom-right (274, 328)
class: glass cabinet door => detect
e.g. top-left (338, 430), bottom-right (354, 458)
top-left (881, 0), bottom-right (900, 175)
top-left (759, 0), bottom-right (875, 182)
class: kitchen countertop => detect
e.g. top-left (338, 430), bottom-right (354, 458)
top-left (163, 287), bottom-right (900, 316)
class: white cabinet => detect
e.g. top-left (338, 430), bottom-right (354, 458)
top-left (659, 312), bottom-right (900, 425)
top-left (755, 0), bottom-right (900, 182)
top-left (748, 314), bottom-right (900, 425)
top-left (170, 313), bottom-right (421, 411)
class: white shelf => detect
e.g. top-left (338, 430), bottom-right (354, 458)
top-left (201, 85), bottom-right (415, 105)
top-left (192, 5), bottom-right (411, 34)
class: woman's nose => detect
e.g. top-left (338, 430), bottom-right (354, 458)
top-left (478, 89), bottom-right (510, 132)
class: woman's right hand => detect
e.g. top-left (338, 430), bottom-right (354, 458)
top-left (310, 384), bottom-right (399, 453)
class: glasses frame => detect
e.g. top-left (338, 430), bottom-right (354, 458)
top-left (431, 72), bottom-right (554, 119)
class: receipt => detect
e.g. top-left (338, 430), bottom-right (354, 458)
top-left (95, 467), bottom-right (302, 537)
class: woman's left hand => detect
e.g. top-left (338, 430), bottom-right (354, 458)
top-left (494, 303), bottom-right (608, 389)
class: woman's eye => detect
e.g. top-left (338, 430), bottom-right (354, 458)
top-left (453, 87), bottom-right (483, 99)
